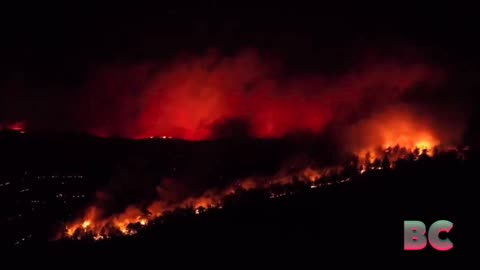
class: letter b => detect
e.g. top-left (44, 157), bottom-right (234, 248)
top-left (404, 220), bottom-right (428, 250)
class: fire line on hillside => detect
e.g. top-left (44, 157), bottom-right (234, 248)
top-left (59, 124), bottom-right (467, 241)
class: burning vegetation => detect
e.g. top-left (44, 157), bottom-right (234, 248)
top-left (345, 106), bottom-right (464, 171)
top-left (59, 109), bottom-right (467, 241)
top-left (60, 164), bottom-right (346, 240)
top-left (61, 144), bottom-right (464, 241)
top-left (51, 49), bottom-right (468, 242)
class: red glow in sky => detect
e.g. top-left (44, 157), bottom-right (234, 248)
top-left (84, 50), bottom-right (441, 140)
top-left (0, 121), bottom-right (26, 133)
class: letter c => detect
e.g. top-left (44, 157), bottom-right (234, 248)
top-left (428, 220), bottom-right (453, 251)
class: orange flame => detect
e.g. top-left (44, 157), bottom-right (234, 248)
top-left (61, 164), bottom-right (346, 240)
top-left (61, 112), bottom-right (462, 241)
top-left (347, 108), bottom-right (447, 169)
top-left (61, 151), bottom-right (427, 240)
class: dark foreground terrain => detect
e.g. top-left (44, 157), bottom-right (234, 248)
top-left (22, 153), bottom-right (480, 264)
top-left (2, 132), bottom-right (477, 264)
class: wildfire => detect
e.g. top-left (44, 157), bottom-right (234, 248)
top-left (65, 206), bottom-right (152, 239)
top-left (81, 220), bottom-right (91, 229)
top-left (346, 107), bottom-right (450, 169)
top-left (60, 164), bottom-right (348, 240)
top-left (81, 50), bottom-right (440, 140)
top-left (0, 121), bottom-right (26, 134)
top-left (60, 141), bottom-right (439, 241)
top-left (147, 135), bottom-right (174, 140)
top-left (60, 112), bottom-right (463, 242)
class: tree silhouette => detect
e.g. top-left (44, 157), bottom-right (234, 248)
top-left (413, 147), bottom-right (420, 157)
top-left (373, 158), bottom-right (381, 169)
top-left (196, 206), bottom-right (206, 214)
top-left (419, 149), bottom-right (429, 161)
top-left (381, 154), bottom-right (390, 169)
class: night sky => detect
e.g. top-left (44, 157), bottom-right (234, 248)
top-left (1, 3), bottom-right (479, 143)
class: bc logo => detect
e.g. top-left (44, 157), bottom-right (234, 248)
top-left (404, 220), bottom-right (453, 251)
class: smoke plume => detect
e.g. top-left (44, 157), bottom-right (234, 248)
top-left (78, 49), bottom-right (441, 140)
